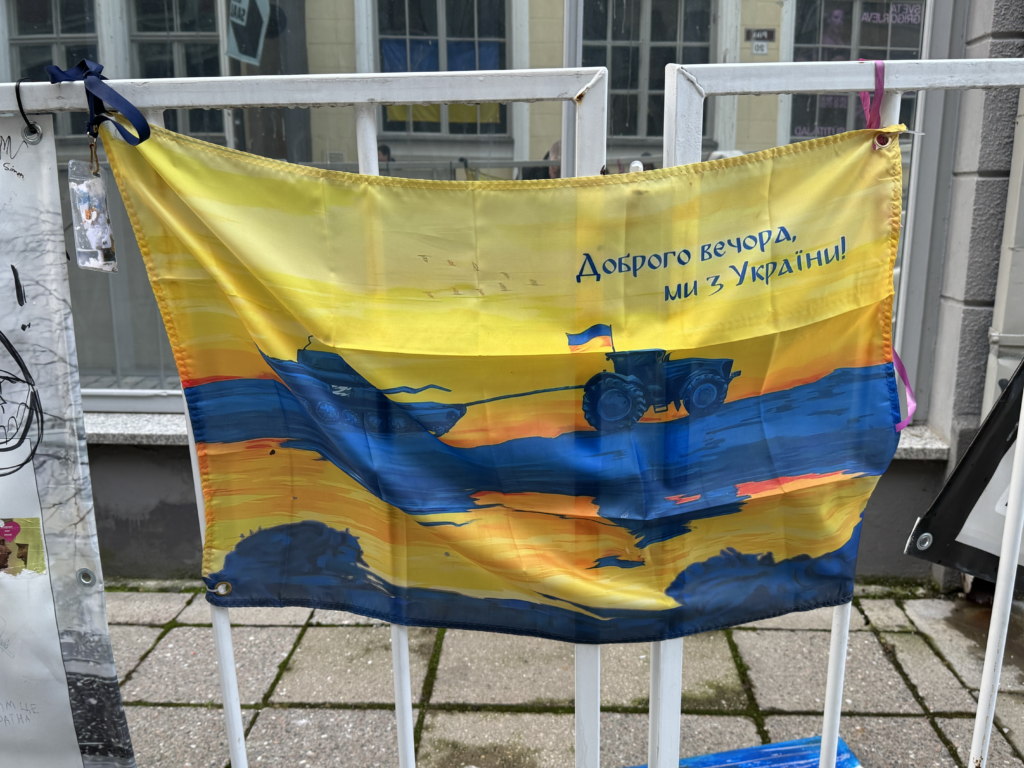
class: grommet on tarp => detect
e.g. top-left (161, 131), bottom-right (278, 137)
top-left (76, 567), bottom-right (96, 586)
top-left (915, 532), bottom-right (933, 551)
top-left (14, 78), bottom-right (42, 145)
top-left (873, 133), bottom-right (892, 150)
top-left (212, 581), bottom-right (232, 596)
top-left (44, 59), bottom-right (150, 145)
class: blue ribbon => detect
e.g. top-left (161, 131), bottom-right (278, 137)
top-left (45, 59), bottom-right (150, 145)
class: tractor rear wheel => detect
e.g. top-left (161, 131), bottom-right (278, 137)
top-left (582, 373), bottom-right (647, 432)
top-left (680, 372), bottom-right (727, 417)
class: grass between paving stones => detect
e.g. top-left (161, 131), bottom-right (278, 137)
top-left (724, 628), bottom-right (770, 744)
top-left (413, 627), bottom-right (447, 752)
top-left (117, 592), bottom-right (199, 696)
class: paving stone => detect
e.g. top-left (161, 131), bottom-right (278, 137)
top-left (176, 600), bottom-right (312, 626)
top-left (937, 716), bottom-right (1024, 767)
top-left (601, 632), bottom-right (746, 710)
top-left (107, 578), bottom-right (205, 592)
top-left (121, 626), bottom-right (299, 704)
top-left (860, 599), bottom-right (914, 632)
top-left (733, 631), bottom-right (920, 713)
top-left (881, 633), bottom-right (977, 713)
top-left (125, 705), bottom-right (253, 768)
top-left (765, 714), bottom-right (955, 767)
top-left (431, 630), bottom-right (575, 705)
top-left (105, 592), bottom-right (192, 625)
top-left (246, 707), bottom-right (398, 767)
top-left (272, 626), bottom-right (434, 704)
top-left (418, 711), bottom-right (574, 768)
top-left (311, 609), bottom-right (387, 626)
top-left (904, 599), bottom-right (1024, 692)
top-left (996, 692), bottom-right (1024, 756)
top-left (109, 625), bottom-right (162, 682)
top-left (601, 712), bottom-right (761, 767)
top-left (741, 606), bottom-right (866, 631)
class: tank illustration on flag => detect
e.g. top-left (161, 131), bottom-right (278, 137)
top-left (106, 122), bottom-right (904, 644)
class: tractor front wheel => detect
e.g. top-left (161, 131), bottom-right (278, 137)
top-left (582, 373), bottom-right (647, 432)
top-left (680, 372), bottom-right (728, 417)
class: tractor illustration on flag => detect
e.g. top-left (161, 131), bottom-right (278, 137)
top-left (266, 324), bottom-right (740, 438)
top-left (568, 324), bottom-right (741, 432)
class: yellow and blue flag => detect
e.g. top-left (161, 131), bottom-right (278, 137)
top-left (103, 123), bottom-right (904, 643)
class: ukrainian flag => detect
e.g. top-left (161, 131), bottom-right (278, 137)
top-left (567, 324), bottom-right (614, 353)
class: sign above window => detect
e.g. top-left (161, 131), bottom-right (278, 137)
top-left (227, 0), bottom-right (270, 66)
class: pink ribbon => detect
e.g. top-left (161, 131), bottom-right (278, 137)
top-left (858, 60), bottom-right (885, 129)
top-left (892, 348), bottom-right (916, 431)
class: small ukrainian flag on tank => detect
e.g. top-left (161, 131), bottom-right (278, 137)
top-left (566, 324), bottom-right (614, 353)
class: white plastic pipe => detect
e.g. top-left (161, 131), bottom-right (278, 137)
top-left (575, 644), bottom-right (600, 768)
top-left (353, 102), bottom-right (417, 768)
top-left (818, 601), bottom-right (852, 768)
top-left (560, 0), bottom-right (583, 179)
top-left (969, 390), bottom-right (1024, 767)
top-left (182, 389), bottom-right (249, 768)
top-left (648, 637), bottom-right (683, 768)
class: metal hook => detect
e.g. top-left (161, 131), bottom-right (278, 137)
top-left (14, 78), bottom-right (42, 145)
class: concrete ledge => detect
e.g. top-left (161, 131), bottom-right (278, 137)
top-left (84, 412), bottom-right (189, 446)
top-left (895, 425), bottom-right (949, 461)
top-left (84, 413), bottom-right (951, 460)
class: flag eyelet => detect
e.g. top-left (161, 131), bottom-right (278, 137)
top-left (873, 133), bottom-right (891, 150)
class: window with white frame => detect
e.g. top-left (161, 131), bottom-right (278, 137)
top-left (582, 0), bottom-right (711, 139)
top-left (130, 0), bottom-right (225, 141)
top-left (378, 0), bottom-right (509, 135)
top-left (8, 0), bottom-right (97, 136)
top-left (791, 1), bottom-right (925, 141)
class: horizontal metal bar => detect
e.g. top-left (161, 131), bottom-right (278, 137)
top-left (0, 67), bottom-right (606, 113)
top-left (678, 59), bottom-right (1024, 95)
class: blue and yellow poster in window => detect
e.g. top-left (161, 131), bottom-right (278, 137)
top-left (104, 125), bottom-right (903, 643)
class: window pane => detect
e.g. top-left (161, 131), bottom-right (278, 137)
top-left (794, 46), bottom-right (819, 62)
top-left (681, 45), bottom-right (709, 64)
top-left (135, 0), bottom-right (173, 32)
top-left (610, 46), bottom-right (639, 90)
top-left (163, 109), bottom-right (179, 132)
top-left (611, 0), bottom-right (640, 40)
top-left (447, 0), bottom-right (474, 37)
top-left (858, 47), bottom-right (886, 61)
top-left (65, 41), bottom-right (97, 67)
top-left (408, 0), bottom-right (438, 36)
top-left (412, 104), bottom-right (441, 132)
top-left (137, 42), bottom-right (174, 78)
top-left (611, 93), bottom-right (638, 136)
top-left (410, 38), bottom-right (439, 70)
top-left (16, 0), bottom-right (54, 35)
top-left (189, 108), bottom-right (223, 134)
top-left (17, 45), bottom-right (53, 82)
top-left (899, 93), bottom-right (916, 126)
top-left (478, 40), bottom-right (503, 69)
top-left (179, 0), bottom-right (216, 32)
top-left (447, 40), bottom-right (476, 70)
top-left (682, 0), bottom-right (711, 43)
top-left (60, 0), bottom-right (95, 34)
top-left (795, 0), bottom-right (820, 45)
top-left (448, 104), bottom-right (478, 133)
top-left (890, 2), bottom-right (924, 48)
top-left (185, 42), bottom-right (220, 77)
top-left (582, 45), bottom-right (606, 67)
top-left (480, 103), bottom-right (506, 134)
top-left (583, 0), bottom-right (607, 41)
top-left (858, 2), bottom-right (889, 47)
top-left (817, 93), bottom-right (848, 134)
top-left (477, 0), bottom-right (505, 38)
top-left (647, 93), bottom-right (664, 137)
top-left (378, 0), bottom-right (406, 35)
top-left (380, 39), bottom-right (409, 72)
top-left (648, 46), bottom-right (675, 90)
top-left (821, 2), bottom-right (853, 46)
top-left (821, 46), bottom-right (850, 62)
top-left (791, 94), bottom-right (817, 138)
top-left (650, 0), bottom-right (678, 42)
top-left (888, 48), bottom-right (919, 60)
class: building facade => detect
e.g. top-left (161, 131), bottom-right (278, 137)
top-left (5, 0), bottom-right (1019, 588)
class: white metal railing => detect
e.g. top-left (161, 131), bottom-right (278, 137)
top-left (664, 57), bottom-right (1024, 768)
top-left (9, 56), bottom-right (1024, 768)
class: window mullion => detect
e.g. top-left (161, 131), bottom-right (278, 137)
top-left (638, 0), bottom-right (652, 138)
top-left (848, 0), bottom-right (864, 131)
top-left (438, 0), bottom-right (448, 134)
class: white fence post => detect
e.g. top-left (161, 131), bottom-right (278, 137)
top-left (353, 102), bottom-right (418, 768)
top-left (648, 637), bottom-right (684, 768)
top-left (818, 602), bottom-right (851, 768)
top-left (181, 388), bottom-right (249, 768)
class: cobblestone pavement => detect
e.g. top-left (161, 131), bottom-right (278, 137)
top-left (103, 582), bottom-right (1024, 767)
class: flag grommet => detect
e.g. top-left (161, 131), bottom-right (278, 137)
top-left (213, 581), bottom-right (233, 596)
